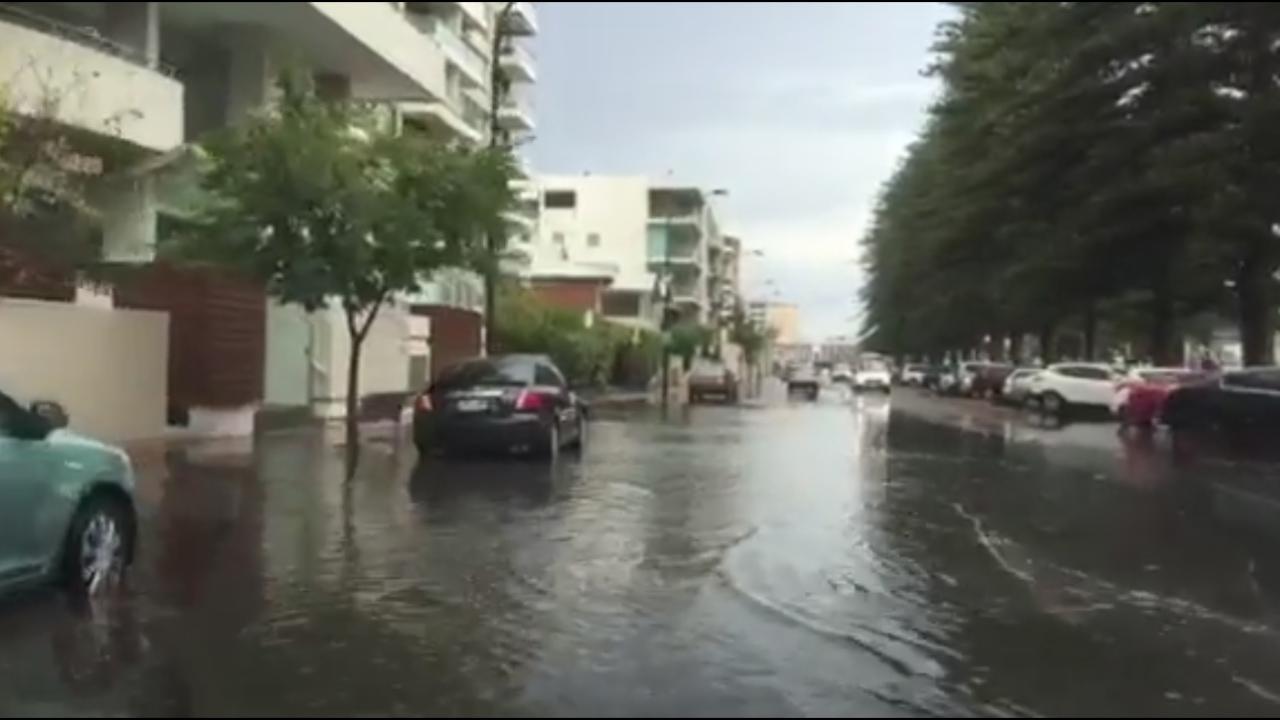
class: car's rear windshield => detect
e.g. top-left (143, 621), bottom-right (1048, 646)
top-left (862, 359), bottom-right (889, 372)
top-left (435, 358), bottom-right (534, 389)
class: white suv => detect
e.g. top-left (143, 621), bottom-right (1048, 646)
top-left (1028, 363), bottom-right (1121, 416)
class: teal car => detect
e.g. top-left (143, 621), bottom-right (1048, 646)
top-left (0, 389), bottom-right (137, 598)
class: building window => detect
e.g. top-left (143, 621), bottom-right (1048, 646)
top-left (602, 292), bottom-right (642, 318)
top-left (552, 231), bottom-right (565, 245)
top-left (587, 232), bottom-right (600, 248)
top-left (544, 191), bottom-right (576, 209)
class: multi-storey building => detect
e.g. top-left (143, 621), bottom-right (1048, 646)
top-left (0, 1), bottom-right (538, 438)
top-left (523, 175), bottom-right (732, 333)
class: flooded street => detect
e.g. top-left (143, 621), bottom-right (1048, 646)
top-left (4, 386), bottom-right (1280, 716)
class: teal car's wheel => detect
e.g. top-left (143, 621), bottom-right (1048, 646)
top-left (63, 495), bottom-right (132, 598)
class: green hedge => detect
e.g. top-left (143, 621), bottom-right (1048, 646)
top-left (495, 286), bottom-right (661, 387)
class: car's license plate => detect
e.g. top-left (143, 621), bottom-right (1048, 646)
top-left (455, 399), bottom-right (489, 412)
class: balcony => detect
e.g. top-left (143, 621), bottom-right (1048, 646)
top-left (497, 89), bottom-right (535, 132)
top-left (500, 42), bottom-right (537, 83)
top-left (431, 19), bottom-right (488, 87)
top-left (503, 2), bottom-right (538, 36)
top-left (646, 228), bottom-right (702, 271)
top-left (0, 7), bottom-right (182, 152)
top-left (399, 87), bottom-right (483, 144)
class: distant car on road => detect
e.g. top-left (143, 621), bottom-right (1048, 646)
top-left (1001, 368), bottom-right (1042, 406)
top-left (1161, 367), bottom-right (1280, 433)
top-left (786, 364), bottom-right (820, 401)
top-left (688, 359), bottom-right (739, 404)
top-left (921, 365), bottom-right (947, 391)
top-left (900, 364), bottom-right (928, 386)
top-left (853, 357), bottom-right (892, 393)
top-left (1028, 363), bottom-right (1122, 418)
top-left (831, 363), bottom-right (854, 385)
top-left (414, 354), bottom-right (586, 459)
top-left (0, 388), bottom-right (137, 599)
top-left (1112, 367), bottom-right (1210, 428)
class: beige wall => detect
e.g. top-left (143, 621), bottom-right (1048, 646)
top-left (310, 301), bottom-right (414, 418)
top-left (0, 300), bottom-right (168, 442)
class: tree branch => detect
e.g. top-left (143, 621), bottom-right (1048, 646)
top-left (351, 288), bottom-right (390, 345)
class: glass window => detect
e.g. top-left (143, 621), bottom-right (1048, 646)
top-left (602, 292), bottom-right (641, 317)
top-left (587, 232), bottom-right (601, 247)
top-left (535, 363), bottom-right (566, 388)
top-left (435, 358), bottom-right (534, 389)
top-left (544, 191), bottom-right (576, 209)
top-left (1225, 369), bottom-right (1280, 392)
top-left (1060, 366), bottom-right (1110, 380)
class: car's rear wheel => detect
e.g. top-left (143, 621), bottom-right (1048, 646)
top-left (1041, 392), bottom-right (1066, 418)
top-left (566, 416), bottom-right (585, 452)
top-left (62, 494), bottom-right (132, 599)
top-left (536, 420), bottom-right (560, 461)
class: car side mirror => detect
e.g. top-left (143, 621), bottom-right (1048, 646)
top-left (29, 400), bottom-right (68, 430)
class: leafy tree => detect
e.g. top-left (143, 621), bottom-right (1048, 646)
top-left (0, 83), bottom-right (110, 291)
top-left (190, 74), bottom-right (512, 466)
top-left (861, 2), bottom-right (1280, 365)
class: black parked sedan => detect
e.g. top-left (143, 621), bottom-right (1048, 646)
top-left (1161, 367), bottom-right (1279, 432)
top-left (414, 355), bottom-right (586, 459)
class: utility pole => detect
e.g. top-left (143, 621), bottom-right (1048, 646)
top-left (659, 213), bottom-right (674, 412)
top-left (485, 1), bottom-right (517, 355)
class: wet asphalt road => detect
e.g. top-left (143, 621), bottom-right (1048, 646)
top-left (4, 385), bottom-right (1280, 716)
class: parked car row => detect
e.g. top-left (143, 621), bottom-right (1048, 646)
top-left (909, 358), bottom-right (1280, 434)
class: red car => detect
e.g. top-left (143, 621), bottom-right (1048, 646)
top-left (1113, 368), bottom-right (1212, 427)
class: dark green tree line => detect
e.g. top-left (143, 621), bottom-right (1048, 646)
top-left (861, 2), bottom-right (1280, 365)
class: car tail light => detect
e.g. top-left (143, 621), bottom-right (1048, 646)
top-left (417, 393), bottom-right (433, 411)
top-left (514, 389), bottom-right (549, 412)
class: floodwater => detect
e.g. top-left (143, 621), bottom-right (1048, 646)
top-left (3, 385), bottom-right (1280, 716)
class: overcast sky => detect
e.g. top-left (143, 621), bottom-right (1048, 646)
top-left (529, 1), bottom-right (954, 342)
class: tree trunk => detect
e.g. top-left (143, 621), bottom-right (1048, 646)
top-left (1238, 242), bottom-right (1275, 366)
top-left (1009, 333), bottom-right (1024, 365)
top-left (344, 331), bottom-right (363, 476)
top-left (1038, 323), bottom-right (1056, 364)
top-left (1082, 301), bottom-right (1097, 361)
top-left (1148, 278), bottom-right (1178, 365)
top-left (342, 297), bottom-right (385, 478)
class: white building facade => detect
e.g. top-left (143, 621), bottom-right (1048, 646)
top-left (522, 175), bottom-right (740, 333)
top-left (0, 1), bottom-right (538, 436)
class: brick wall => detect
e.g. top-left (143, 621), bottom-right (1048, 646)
top-left (529, 279), bottom-right (607, 313)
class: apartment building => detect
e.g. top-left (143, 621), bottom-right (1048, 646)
top-left (523, 175), bottom-right (737, 333)
top-left (748, 300), bottom-right (803, 345)
top-left (0, 1), bottom-right (537, 438)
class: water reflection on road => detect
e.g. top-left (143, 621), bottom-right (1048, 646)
top-left (1, 386), bottom-right (1280, 715)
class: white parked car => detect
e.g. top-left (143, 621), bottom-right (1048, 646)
top-left (1001, 368), bottom-right (1042, 406)
top-left (853, 358), bottom-right (892, 393)
top-left (1028, 363), bottom-right (1122, 416)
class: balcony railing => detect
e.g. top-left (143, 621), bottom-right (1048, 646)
top-left (432, 19), bottom-right (487, 84)
top-left (0, 3), bottom-right (176, 76)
